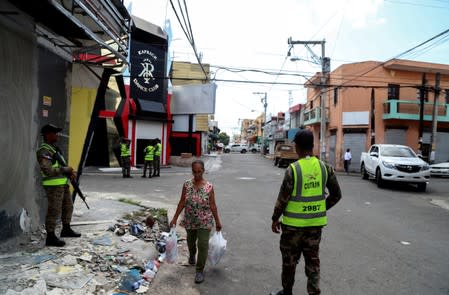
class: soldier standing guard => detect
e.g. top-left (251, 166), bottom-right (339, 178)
top-left (153, 138), bottom-right (162, 177)
top-left (121, 138), bottom-right (132, 178)
top-left (37, 124), bottom-right (81, 247)
top-left (271, 130), bottom-right (342, 295)
top-left (142, 140), bottom-right (155, 178)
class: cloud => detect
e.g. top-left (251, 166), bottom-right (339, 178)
top-left (343, 0), bottom-right (384, 29)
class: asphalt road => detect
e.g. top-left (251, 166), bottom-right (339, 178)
top-left (79, 153), bottom-right (449, 295)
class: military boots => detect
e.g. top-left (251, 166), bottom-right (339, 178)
top-left (46, 232), bottom-right (65, 247)
top-left (60, 224), bottom-right (81, 238)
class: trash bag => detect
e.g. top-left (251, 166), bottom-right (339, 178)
top-left (208, 231), bottom-right (227, 266)
top-left (164, 228), bottom-right (178, 264)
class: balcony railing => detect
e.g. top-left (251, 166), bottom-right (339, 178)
top-left (383, 100), bottom-right (449, 122)
top-left (303, 107), bottom-right (328, 125)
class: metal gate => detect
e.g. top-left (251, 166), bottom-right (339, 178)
top-left (343, 133), bottom-right (366, 172)
top-left (385, 129), bottom-right (406, 145)
top-left (329, 135), bottom-right (337, 168)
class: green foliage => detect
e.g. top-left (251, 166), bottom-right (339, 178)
top-left (218, 132), bottom-right (230, 145)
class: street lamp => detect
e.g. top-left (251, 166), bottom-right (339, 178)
top-left (253, 92), bottom-right (267, 154)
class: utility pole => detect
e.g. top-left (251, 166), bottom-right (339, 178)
top-left (430, 73), bottom-right (440, 163)
top-left (288, 90), bottom-right (293, 129)
top-left (253, 92), bottom-right (268, 154)
top-left (418, 73), bottom-right (427, 156)
top-left (288, 38), bottom-right (329, 161)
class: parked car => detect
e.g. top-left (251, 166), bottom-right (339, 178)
top-left (430, 161), bottom-right (449, 177)
top-left (360, 144), bottom-right (430, 191)
top-left (224, 143), bottom-right (248, 153)
top-left (274, 143), bottom-right (298, 167)
top-left (249, 143), bottom-right (261, 153)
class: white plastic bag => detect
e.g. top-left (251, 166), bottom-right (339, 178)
top-left (164, 228), bottom-right (178, 264)
top-left (207, 231), bottom-right (227, 266)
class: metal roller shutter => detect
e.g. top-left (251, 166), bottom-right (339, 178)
top-left (343, 133), bottom-right (366, 172)
top-left (436, 132), bottom-right (449, 162)
top-left (385, 129), bottom-right (406, 145)
top-left (329, 135), bottom-right (337, 168)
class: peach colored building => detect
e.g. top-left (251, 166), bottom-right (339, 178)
top-left (304, 59), bottom-right (449, 172)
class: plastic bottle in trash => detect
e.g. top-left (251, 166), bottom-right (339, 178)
top-left (145, 261), bottom-right (154, 270)
top-left (143, 269), bottom-right (156, 280)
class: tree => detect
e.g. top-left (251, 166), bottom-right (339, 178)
top-left (218, 132), bottom-right (230, 146)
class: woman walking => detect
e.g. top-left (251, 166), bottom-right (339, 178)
top-left (170, 160), bottom-right (222, 283)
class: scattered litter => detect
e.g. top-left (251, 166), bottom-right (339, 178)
top-left (5, 279), bottom-right (47, 295)
top-left (121, 234), bottom-right (138, 243)
top-left (92, 235), bottom-right (113, 246)
top-left (237, 177), bottom-right (256, 180)
top-left (365, 202), bottom-right (371, 205)
top-left (42, 266), bottom-right (94, 289)
top-left (0, 206), bottom-right (172, 295)
top-left (346, 209), bottom-right (352, 212)
top-left (400, 241), bottom-right (411, 245)
top-left (60, 255), bottom-right (77, 266)
top-left (136, 285), bottom-right (149, 293)
top-left (78, 253), bottom-right (92, 262)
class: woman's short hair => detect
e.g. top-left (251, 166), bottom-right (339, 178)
top-left (192, 159), bottom-right (205, 169)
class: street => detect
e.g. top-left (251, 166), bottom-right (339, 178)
top-left (78, 153), bottom-right (449, 295)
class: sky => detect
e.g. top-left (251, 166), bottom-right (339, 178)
top-left (125, 0), bottom-right (449, 135)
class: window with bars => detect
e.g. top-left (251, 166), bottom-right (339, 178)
top-left (388, 84), bottom-right (400, 100)
top-left (334, 88), bottom-right (338, 106)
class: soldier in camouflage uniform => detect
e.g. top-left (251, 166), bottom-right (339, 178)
top-left (37, 124), bottom-right (81, 247)
top-left (271, 130), bottom-right (342, 295)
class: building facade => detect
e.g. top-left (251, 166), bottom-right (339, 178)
top-left (304, 59), bottom-right (449, 171)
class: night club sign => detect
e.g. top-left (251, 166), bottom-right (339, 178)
top-left (130, 39), bottom-right (166, 102)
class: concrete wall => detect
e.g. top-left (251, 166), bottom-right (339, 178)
top-left (0, 8), bottom-right (72, 242)
top-left (0, 15), bottom-right (40, 239)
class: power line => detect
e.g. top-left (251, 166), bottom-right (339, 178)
top-left (333, 28), bottom-right (449, 88)
top-left (169, 0), bottom-right (208, 80)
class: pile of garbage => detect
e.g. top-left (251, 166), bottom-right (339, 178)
top-left (0, 207), bottom-right (182, 295)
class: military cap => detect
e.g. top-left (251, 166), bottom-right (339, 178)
top-left (41, 124), bottom-right (62, 134)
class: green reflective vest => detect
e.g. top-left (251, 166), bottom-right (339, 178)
top-left (144, 145), bottom-right (155, 161)
top-left (37, 143), bottom-right (69, 186)
top-left (155, 143), bottom-right (162, 157)
top-left (282, 157), bottom-right (328, 227)
top-left (121, 143), bottom-right (130, 157)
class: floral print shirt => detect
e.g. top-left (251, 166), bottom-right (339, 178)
top-left (180, 179), bottom-right (214, 230)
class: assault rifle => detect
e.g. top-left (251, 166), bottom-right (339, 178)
top-left (53, 148), bottom-right (90, 209)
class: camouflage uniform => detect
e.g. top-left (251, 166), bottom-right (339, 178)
top-left (272, 160), bottom-right (342, 295)
top-left (37, 145), bottom-right (73, 233)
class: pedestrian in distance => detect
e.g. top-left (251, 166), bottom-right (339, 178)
top-left (142, 140), bottom-right (155, 178)
top-left (344, 148), bottom-right (352, 174)
top-left (170, 160), bottom-right (222, 284)
top-left (153, 138), bottom-right (162, 177)
top-left (271, 130), bottom-right (342, 295)
top-left (37, 124), bottom-right (81, 247)
top-left (120, 137), bottom-right (132, 178)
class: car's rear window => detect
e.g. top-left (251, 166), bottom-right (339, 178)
top-left (382, 146), bottom-right (415, 157)
top-left (279, 146), bottom-right (293, 151)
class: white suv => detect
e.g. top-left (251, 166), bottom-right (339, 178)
top-left (224, 144), bottom-right (248, 153)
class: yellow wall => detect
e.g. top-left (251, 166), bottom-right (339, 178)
top-left (68, 87), bottom-right (97, 169)
top-left (196, 114), bottom-right (209, 131)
